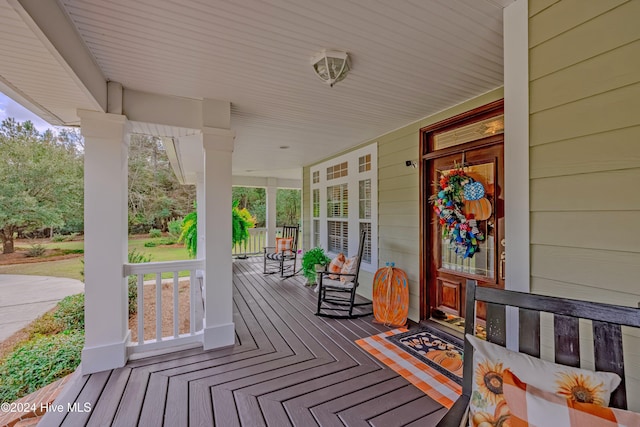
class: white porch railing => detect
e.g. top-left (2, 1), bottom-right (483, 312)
top-left (123, 259), bottom-right (205, 354)
top-left (232, 227), bottom-right (276, 257)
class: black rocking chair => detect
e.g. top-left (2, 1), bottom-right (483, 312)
top-left (315, 230), bottom-right (372, 319)
top-left (263, 225), bottom-right (299, 278)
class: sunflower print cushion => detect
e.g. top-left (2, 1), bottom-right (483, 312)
top-left (466, 334), bottom-right (622, 427)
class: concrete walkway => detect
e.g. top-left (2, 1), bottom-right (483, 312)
top-left (0, 275), bottom-right (84, 342)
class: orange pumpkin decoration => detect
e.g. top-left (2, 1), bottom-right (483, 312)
top-left (464, 197), bottom-right (492, 220)
top-left (427, 350), bottom-right (463, 374)
top-left (372, 265), bottom-right (409, 328)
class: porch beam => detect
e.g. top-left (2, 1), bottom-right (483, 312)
top-left (122, 90), bottom-right (231, 131)
top-left (232, 176), bottom-right (302, 189)
top-left (202, 127), bottom-right (236, 350)
top-left (78, 110), bottom-right (130, 374)
top-left (13, 0), bottom-right (107, 113)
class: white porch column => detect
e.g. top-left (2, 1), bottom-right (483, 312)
top-left (266, 178), bottom-right (278, 247)
top-left (78, 110), bottom-right (130, 374)
top-left (202, 127), bottom-right (236, 350)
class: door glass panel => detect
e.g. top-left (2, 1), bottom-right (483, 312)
top-left (439, 162), bottom-right (495, 278)
top-left (433, 115), bottom-right (504, 150)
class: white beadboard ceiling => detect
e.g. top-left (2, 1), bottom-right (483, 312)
top-left (0, 0), bottom-right (100, 125)
top-left (3, 0), bottom-right (513, 180)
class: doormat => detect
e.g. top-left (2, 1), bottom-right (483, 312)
top-left (356, 329), bottom-right (461, 409)
top-left (385, 326), bottom-right (464, 385)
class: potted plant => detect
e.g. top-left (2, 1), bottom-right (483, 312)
top-left (301, 247), bottom-right (331, 285)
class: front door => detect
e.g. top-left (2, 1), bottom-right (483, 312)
top-left (419, 100), bottom-right (504, 324)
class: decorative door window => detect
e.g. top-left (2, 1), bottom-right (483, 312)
top-left (432, 162), bottom-right (495, 278)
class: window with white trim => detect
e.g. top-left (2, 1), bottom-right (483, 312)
top-left (310, 143), bottom-right (377, 272)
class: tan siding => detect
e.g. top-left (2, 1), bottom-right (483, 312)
top-left (378, 187), bottom-right (419, 203)
top-left (529, 0), bottom-right (627, 47)
top-left (531, 169), bottom-right (640, 211)
top-left (302, 86), bottom-right (504, 324)
top-left (530, 40), bottom-right (640, 113)
top-left (375, 224), bottom-right (419, 242)
top-left (531, 211), bottom-right (640, 253)
top-left (304, 87), bottom-right (503, 321)
top-left (529, 1), bottom-right (640, 80)
top-left (530, 82), bottom-right (640, 146)
top-left (378, 146), bottom-right (418, 169)
top-left (530, 126), bottom-right (640, 178)
top-left (529, 1), bottom-right (640, 410)
top-left (531, 278), bottom-right (640, 308)
top-left (529, 0), bottom-right (560, 17)
top-left (377, 173), bottom-right (418, 193)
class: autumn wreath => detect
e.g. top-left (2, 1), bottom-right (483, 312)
top-left (430, 167), bottom-right (485, 258)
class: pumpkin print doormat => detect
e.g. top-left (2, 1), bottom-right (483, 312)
top-left (355, 329), bottom-right (461, 408)
top-left (385, 326), bottom-right (464, 385)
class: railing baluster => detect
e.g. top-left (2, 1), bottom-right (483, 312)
top-left (156, 272), bottom-right (162, 342)
top-left (190, 270), bottom-right (196, 335)
top-left (124, 259), bottom-right (204, 353)
top-left (173, 271), bottom-right (179, 339)
top-left (137, 274), bottom-right (144, 345)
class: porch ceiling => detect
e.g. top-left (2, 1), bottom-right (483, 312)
top-left (2, 0), bottom-right (513, 180)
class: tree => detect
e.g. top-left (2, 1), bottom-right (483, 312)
top-left (232, 187), bottom-right (265, 226)
top-left (128, 135), bottom-right (196, 233)
top-left (277, 189), bottom-right (301, 226)
top-left (0, 119), bottom-right (83, 253)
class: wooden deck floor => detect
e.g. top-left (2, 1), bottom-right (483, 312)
top-left (41, 260), bottom-right (446, 426)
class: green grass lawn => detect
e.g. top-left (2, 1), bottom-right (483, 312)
top-left (1, 237), bottom-right (193, 281)
top-left (0, 257), bottom-right (84, 281)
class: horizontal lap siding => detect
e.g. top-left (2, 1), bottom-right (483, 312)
top-left (529, 0), bottom-right (640, 411)
top-left (303, 89), bottom-right (503, 322)
top-left (377, 90), bottom-right (504, 321)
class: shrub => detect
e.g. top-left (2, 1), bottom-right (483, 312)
top-left (54, 294), bottom-right (84, 331)
top-left (168, 219), bottom-right (183, 237)
top-left (149, 228), bottom-right (162, 238)
top-left (127, 249), bottom-right (152, 315)
top-left (64, 232), bottom-right (79, 242)
top-left (51, 234), bottom-right (66, 242)
top-left (144, 237), bottom-right (176, 247)
top-left (0, 330), bottom-right (84, 404)
top-left (60, 248), bottom-right (84, 255)
top-left (25, 244), bottom-right (46, 257)
top-left (29, 312), bottom-right (63, 337)
top-left (128, 248), bottom-right (152, 264)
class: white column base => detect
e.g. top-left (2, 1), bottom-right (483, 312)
top-left (81, 330), bottom-right (130, 374)
top-left (202, 322), bottom-right (235, 350)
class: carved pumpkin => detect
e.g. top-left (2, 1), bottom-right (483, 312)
top-left (465, 197), bottom-right (492, 221)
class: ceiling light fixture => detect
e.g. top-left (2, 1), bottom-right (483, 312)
top-left (311, 50), bottom-right (351, 87)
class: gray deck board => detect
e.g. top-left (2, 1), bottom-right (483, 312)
top-left (137, 374), bottom-right (168, 426)
top-left (40, 259), bottom-right (446, 426)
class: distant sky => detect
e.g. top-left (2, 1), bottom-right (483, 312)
top-left (0, 92), bottom-right (53, 132)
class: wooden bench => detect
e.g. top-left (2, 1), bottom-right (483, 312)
top-left (436, 280), bottom-right (640, 426)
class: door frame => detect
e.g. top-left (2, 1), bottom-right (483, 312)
top-left (418, 99), bottom-right (504, 320)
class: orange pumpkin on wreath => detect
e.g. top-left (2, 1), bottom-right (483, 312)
top-left (464, 197), bottom-right (492, 221)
